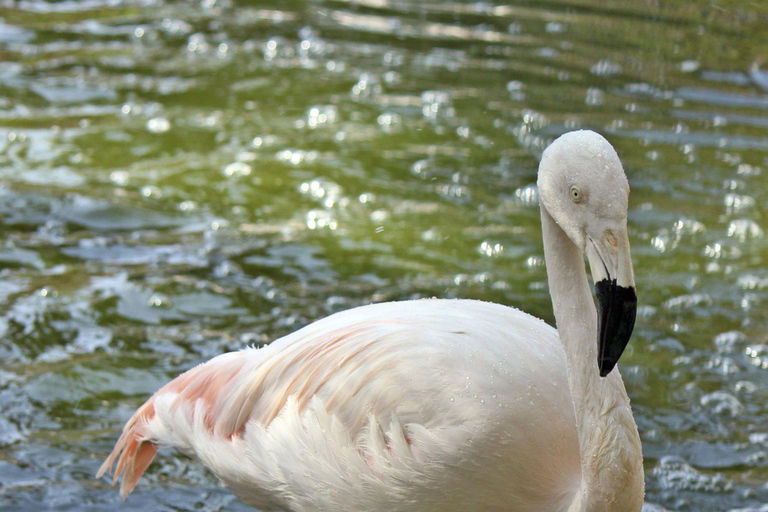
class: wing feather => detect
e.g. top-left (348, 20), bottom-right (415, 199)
top-left (98, 316), bottom-right (418, 496)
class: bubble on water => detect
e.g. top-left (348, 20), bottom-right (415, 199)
top-left (358, 193), bottom-right (375, 204)
top-left (704, 242), bottom-right (742, 260)
top-left (506, 80), bottom-right (525, 101)
top-left (141, 185), bottom-right (162, 198)
top-left (38, 287), bottom-right (58, 298)
top-left (736, 163), bottom-right (761, 176)
top-left (545, 22), bottom-right (565, 33)
top-left (706, 355), bottom-right (741, 376)
top-left (110, 170), bottom-right (129, 186)
top-left (525, 256), bottom-right (544, 268)
top-left (437, 183), bottom-right (470, 203)
top-left (421, 90), bottom-right (454, 120)
top-left (421, 228), bottom-right (439, 242)
top-left (264, 37), bottom-right (294, 62)
top-left (507, 22), bottom-right (522, 34)
top-left (537, 47), bottom-right (556, 58)
top-left (383, 70), bottom-right (400, 84)
top-left (216, 42), bottom-right (230, 56)
top-left (479, 241), bottom-right (504, 257)
top-left (299, 178), bottom-right (343, 208)
top-left (585, 87), bottom-right (604, 106)
top-left (377, 112), bottom-right (401, 132)
top-left (160, 18), bottom-right (193, 36)
top-left (737, 274), bottom-right (768, 290)
top-left (276, 149), bottom-right (318, 165)
top-left (382, 50), bottom-right (404, 67)
top-left (727, 219), bottom-right (763, 242)
top-left (454, 274), bottom-right (470, 286)
top-left (187, 32), bottom-right (210, 53)
top-left (306, 105), bottom-right (338, 128)
top-left (411, 159), bottom-right (430, 177)
top-left (147, 293), bottom-right (172, 308)
top-left (146, 117), bottom-right (170, 133)
top-left (351, 73), bottom-right (381, 98)
top-left (370, 210), bottom-right (389, 223)
top-left (745, 345), bottom-right (768, 369)
top-left (306, 210), bottom-right (337, 230)
top-left (651, 236), bottom-right (667, 252)
top-left (325, 60), bottom-right (345, 73)
top-left (252, 135), bottom-right (277, 149)
top-left (739, 293), bottom-right (759, 312)
top-left (673, 218), bottom-right (706, 235)
top-left (591, 60), bottom-right (622, 76)
top-left (178, 200), bottom-right (197, 211)
top-left (700, 391), bottom-right (743, 417)
top-left (223, 162), bottom-right (252, 177)
top-left (513, 184), bottom-right (538, 206)
top-left (297, 25), bottom-right (326, 59)
top-left (724, 193), bottom-right (755, 214)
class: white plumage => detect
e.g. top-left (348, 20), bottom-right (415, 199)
top-left (99, 130), bottom-right (644, 512)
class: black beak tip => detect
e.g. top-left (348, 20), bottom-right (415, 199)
top-left (599, 361), bottom-right (615, 378)
top-left (595, 279), bottom-right (637, 378)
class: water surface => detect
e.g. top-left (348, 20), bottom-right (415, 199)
top-left (0, 1), bottom-right (766, 511)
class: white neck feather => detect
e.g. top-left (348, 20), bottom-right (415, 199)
top-left (540, 206), bottom-right (644, 512)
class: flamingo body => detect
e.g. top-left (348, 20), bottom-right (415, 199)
top-left (100, 130), bottom-right (646, 512)
top-left (101, 299), bottom-right (581, 511)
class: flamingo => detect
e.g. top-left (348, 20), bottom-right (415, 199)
top-left (98, 130), bottom-right (644, 512)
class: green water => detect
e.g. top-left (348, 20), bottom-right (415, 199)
top-left (0, 1), bottom-right (766, 510)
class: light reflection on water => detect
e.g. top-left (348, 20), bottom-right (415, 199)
top-left (0, 1), bottom-right (766, 511)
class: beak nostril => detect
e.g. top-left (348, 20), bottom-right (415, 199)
top-left (604, 230), bottom-right (618, 247)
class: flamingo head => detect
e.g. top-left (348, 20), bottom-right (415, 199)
top-left (537, 130), bottom-right (637, 377)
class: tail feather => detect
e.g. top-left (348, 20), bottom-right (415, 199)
top-left (97, 400), bottom-right (159, 498)
top-left (96, 353), bottom-right (248, 498)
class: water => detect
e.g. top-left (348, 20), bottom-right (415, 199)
top-left (0, 1), bottom-right (766, 510)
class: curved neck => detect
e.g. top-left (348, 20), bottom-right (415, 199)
top-left (540, 205), bottom-right (644, 512)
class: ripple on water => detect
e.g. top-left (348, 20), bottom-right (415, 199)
top-left (700, 391), bottom-right (744, 417)
top-left (652, 456), bottom-right (733, 492)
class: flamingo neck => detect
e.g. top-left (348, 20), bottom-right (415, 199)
top-left (540, 206), bottom-right (644, 512)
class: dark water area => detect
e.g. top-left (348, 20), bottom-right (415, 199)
top-left (0, 0), bottom-right (766, 510)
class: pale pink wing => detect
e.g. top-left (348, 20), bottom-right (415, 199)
top-left (97, 316), bottom-right (424, 498)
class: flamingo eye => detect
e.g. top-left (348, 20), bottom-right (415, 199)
top-left (570, 186), bottom-right (582, 203)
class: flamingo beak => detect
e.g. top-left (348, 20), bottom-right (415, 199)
top-left (586, 230), bottom-right (637, 377)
